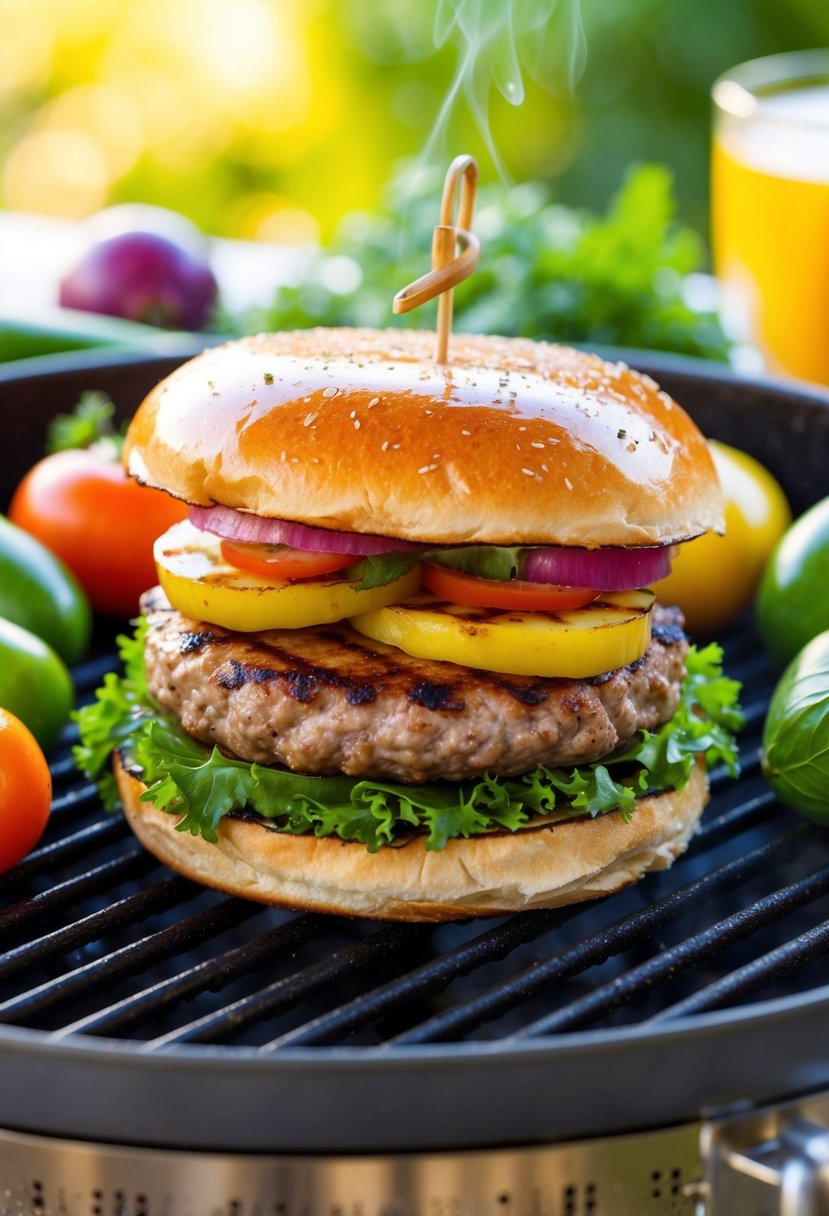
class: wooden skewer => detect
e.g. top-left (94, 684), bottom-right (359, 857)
top-left (393, 154), bottom-right (480, 364)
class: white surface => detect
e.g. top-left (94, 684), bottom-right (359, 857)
top-left (0, 210), bottom-right (307, 315)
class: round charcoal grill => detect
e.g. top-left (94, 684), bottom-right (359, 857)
top-left (2, 346), bottom-right (829, 1216)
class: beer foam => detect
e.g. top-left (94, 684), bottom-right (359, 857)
top-left (720, 84), bottom-right (829, 183)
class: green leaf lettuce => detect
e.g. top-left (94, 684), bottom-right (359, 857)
top-left (74, 625), bottom-right (742, 853)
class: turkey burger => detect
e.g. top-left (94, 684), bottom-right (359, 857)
top-left (77, 327), bottom-right (742, 921)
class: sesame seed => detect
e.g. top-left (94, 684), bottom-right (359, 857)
top-left (323, 386), bottom-right (339, 398)
top-left (521, 467), bottom-right (535, 477)
top-left (280, 450), bottom-right (286, 462)
top-left (418, 464), bottom-right (439, 474)
top-left (564, 477), bottom-right (573, 490)
top-left (304, 413), bottom-right (318, 427)
top-left (461, 429), bottom-right (471, 436)
top-left (354, 419), bottom-right (361, 429)
top-left (530, 441), bottom-right (544, 449)
top-left (381, 440), bottom-right (389, 452)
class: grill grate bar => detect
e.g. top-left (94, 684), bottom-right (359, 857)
top-left (260, 790), bottom-right (783, 1049)
top-left (47, 781), bottom-right (100, 819)
top-left (55, 913), bottom-right (332, 1038)
top-left (0, 896), bottom-right (258, 1023)
top-left (386, 825), bottom-right (813, 1045)
top-left (692, 785), bottom-right (777, 847)
top-left (650, 921), bottom-right (829, 1021)
top-left (716, 621), bottom-right (759, 662)
top-left (258, 908), bottom-right (576, 1050)
top-left (0, 873), bottom-right (193, 984)
top-left (512, 862), bottom-right (829, 1037)
top-left (736, 698), bottom-right (769, 731)
top-left (146, 922), bottom-right (428, 1048)
top-left (48, 753), bottom-right (87, 783)
top-left (729, 648), bottom-right (776, 679)
top-left (0, 817), bottom-right (128, 894)
top-left (0, 846), bottom-right (154, 937)
top-left (72, 651), bottom-right (123, 691)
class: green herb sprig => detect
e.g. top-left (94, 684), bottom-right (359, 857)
top-left (46, 390), bottom-right (124, 458)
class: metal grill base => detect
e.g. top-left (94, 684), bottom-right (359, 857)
top-left (10, 1090), bottom-right (829, 1216)
top-left (0, 1121), bottom-right (701, 1216)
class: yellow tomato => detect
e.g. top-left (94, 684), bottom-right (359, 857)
top-left (155, 521), bottom-right (422, 631)
top-left (652, 440), bottom-right (791, 636)
top-left (350, 590), bottom-right (654, 679)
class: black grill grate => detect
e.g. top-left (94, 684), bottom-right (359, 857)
top-left (2, 615), bottom-right (828, 1052)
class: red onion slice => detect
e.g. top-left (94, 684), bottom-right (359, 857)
top-left (189, 505), bottom-right (426, 556)
top-left (523, 545), bottom-right (671, 591)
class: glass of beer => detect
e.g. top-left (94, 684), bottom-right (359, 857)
top-left (712, 50), bottom-right (829, 385)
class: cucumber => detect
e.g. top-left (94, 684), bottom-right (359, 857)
top-left (0, 306), bottom-right (183, 362)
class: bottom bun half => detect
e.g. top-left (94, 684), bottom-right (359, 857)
top-left (114, 757), bottom-right (709, 922)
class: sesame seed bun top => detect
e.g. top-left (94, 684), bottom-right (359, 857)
top-left (123, 328), bottom-right (723, 548)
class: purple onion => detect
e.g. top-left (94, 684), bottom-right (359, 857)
top-left (189, 505), bottom-right (426, 556)
top-left (59, 230), bottom-right (217, 330)
top-left (523, 545), bottom-right (672, 591)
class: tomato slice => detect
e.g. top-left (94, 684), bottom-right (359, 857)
top-left (421, 562), bottom-right (600, 612)
top-left (220, 540), bottom-right (355, 581)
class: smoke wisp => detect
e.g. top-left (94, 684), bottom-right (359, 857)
top-left (426, 0), bottom-right (586, 175)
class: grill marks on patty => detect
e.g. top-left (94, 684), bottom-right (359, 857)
top-left (182, 628), bottom-right (393, 706)
top-left (172, 622), bottom-right (587, 713)
top-left (142, 589), bottom-right (688, 784)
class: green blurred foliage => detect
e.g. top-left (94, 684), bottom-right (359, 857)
top-left (2, 0), bottom-right (828, 246)
top-left (242, 162), bottom-right (730, 359)
top-left (568, 0), bottom-right (829, 239)
top-left (329, 0), bottom-right (829, 244)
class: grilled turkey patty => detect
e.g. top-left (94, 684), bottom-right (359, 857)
top-left (142, 589), bottom-right (688, 783)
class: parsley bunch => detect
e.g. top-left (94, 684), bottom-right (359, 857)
top-left (241, 163), bottom-right (730, 362)
top-left (74, 621), bottom-right (742, 853)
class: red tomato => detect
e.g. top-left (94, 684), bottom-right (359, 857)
top-left (219, 540), bottom-right (355, 581)
top-left (9, 450), bottom-right (187, 617)
top-left (0, 708), bottom-right (52, 872)
top-left (421, 563), bottom-right (600, 611)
